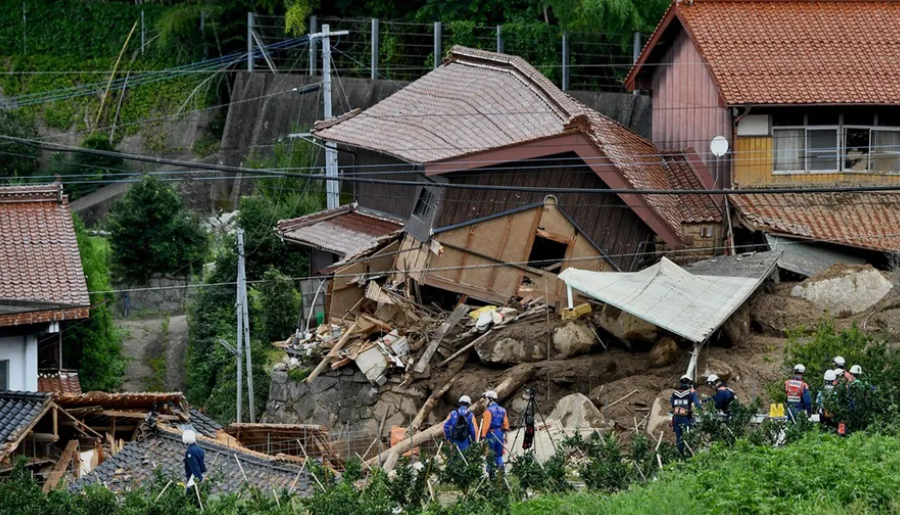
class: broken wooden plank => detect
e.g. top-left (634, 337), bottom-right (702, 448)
top-left (413, 304), bottom-right (469, 374)
top-left (606, 389), bottom-right (640, 409)
top-left (409, 370), bottom-right (464, 432)
top-left (306, 322), bottom-right (359, 384)
top-left (42, 440), bottom-right (78, 493)
top-left (436, 330), bottom-right (493, 367)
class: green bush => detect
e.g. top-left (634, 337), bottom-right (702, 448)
top-left (63, 216), bottom-right (126, 392)
top-left (107, 175), bottom-right (208, 285)
top-left (259, 268), bottom-right (302, 343)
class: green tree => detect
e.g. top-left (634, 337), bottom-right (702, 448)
top-left (237, 192), bottom-right (320, 280)
top-left (63, 216), bottom-right (126, 392)
top-left (106, 175), bottom-right (208, 285)
top-left (54, 134), bottom-right (126, 201)
top-left (0, 110), bottom-right (39, 182)
top-left (258, 268), bottom-right (302, 343)
top-left (544, 0), bottom-right (669, 36)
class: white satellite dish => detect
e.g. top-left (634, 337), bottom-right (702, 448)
top-left (710, 136), bottom-right (729, 157)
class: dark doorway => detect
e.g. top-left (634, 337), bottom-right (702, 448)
top-left (527, 236), bottom-right (568, 269)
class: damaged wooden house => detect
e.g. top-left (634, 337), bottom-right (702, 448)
top-left (281, 46), bottom-right (722, 321)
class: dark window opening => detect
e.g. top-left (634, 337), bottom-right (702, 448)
top-left (37, 332), bottom-right (60, 370)
top-left (0, 360), bottom-right (8, 390)
top-left (412, 189), bottom-right (435, 218)
top-left (527, 235), bottom-right (569, 269)
top-left (844, 127), bottom-right (871, 171)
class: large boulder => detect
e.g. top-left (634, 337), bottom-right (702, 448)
top-left (548, 393), bottom-right (605, 429)
top-left (553, 322), bottom-right (599, 358)
top-left (790, 265), bottom-right (892, 317)
top-left (722, 303), bottom-right (751, 346)
top-left (475, 336), bottom-right (548, 364)
top-left (648, 337), bottom-right (680, 367)
top-left (591, 305), bottom-right (658, 347)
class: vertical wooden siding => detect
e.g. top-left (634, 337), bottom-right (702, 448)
top-left (347, 150), bottom-right (419, 219)
top-left (651, 29), bottom-right (732, 186)
top-left (437, 153), bottom-right (656, 271)
top-left (734, 136), bottom-right (900, 186)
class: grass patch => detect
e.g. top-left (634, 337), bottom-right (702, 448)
top-left (147, 316), bottom-right (169, 391)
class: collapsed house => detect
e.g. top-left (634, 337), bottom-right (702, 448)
top-left (0, 390), bottom-right (316, 494)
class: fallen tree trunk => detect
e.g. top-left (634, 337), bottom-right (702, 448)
top-left (409, 365), bottom-right (466, 432)
top-left (306, 322), bottom-right (358, 384)
top-left (369, 364), bottom-right (535, 470)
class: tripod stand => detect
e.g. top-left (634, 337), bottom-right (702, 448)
top-left (507, 385), bottom-right (558, 459)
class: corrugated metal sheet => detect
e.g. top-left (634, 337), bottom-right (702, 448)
top-left (731, 192), bottom-right (900, 252)
top-left (767, 235), bottom-right (865, 278)
top-left (649, 29), bottom-right (732, 187)
top-left (559, 257), bottom-right (773, 343)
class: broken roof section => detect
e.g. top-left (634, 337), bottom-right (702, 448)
top-left (0, 183), bottom-right (89, 326)
top-left (70, 429), bottom-right (308, 495)
top-left (731, 192), bottom-right (900, 253)
top-left (627, 0), bottom-right (900, 105)
top-left (313, 46), bottom-right (719, 249)
top-left (0, 392), bottom-right (53, 461)
top-left (276, 202), bottom-right (403, 265)
top-left (559, 253), bottom-right (779, 343)
top-left (37, 370), bottom-right (83, 395)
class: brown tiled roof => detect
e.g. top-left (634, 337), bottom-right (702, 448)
top-left (276, 203), bottom-right (403, 258)
top-left (660, 150), bottom-right (722, 224)
top-left (314, 46), bottom-right (720, 244)
top-left (731, 192), bottom-right (900, 252)
top-left (629, 0), bottom-right (900, 105)
top-left (0, 184), bottom-right (89, 326)
top-left (37, 369), bottom-right (82, 395)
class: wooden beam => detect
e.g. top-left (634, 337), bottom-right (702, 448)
top-left (29, 433), bottom-right (59, 443)
top-left (42, 440), bottom-right (78, 493)
top-left (306, 322), bottom-right (359, 384)
top-left (56, 408), bottom-right (104, 439)
top-left (413, 304), bottom-right (469, 374)
top-left (436, 330), bottom-right (492, 367)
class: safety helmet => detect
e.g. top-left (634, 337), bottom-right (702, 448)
top-left (707, 374), bottom-right (720, 385)
top-left (824, 370), bottom-right (837, 382)
top-left (182, 430), bottom-right (197, 445)
top-left (459, 395), bottom-right (472, 406)
top-left (850, 365), bottom-right (862, 376)
top-left (793, 364), bottom-right (806, 374)
top-left (833, 356), bottom-right (846, 368)
top-left (680, 374), bottom-right (693, 385)
top-left (483, 390), bottom-right (498, 401)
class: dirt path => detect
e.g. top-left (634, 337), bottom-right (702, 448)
top-left (118, 315), bottom-right (189, 392)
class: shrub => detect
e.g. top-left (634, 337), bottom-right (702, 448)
top-left (107, 175), bottom-right (208, 285)
top-left (259, 268), bottom-right (302, 343)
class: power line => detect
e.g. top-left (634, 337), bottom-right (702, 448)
top-left (6, 134), bottom-right (900, 196)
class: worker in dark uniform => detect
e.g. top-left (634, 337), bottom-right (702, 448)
top-left (671, 375), bottom-right (701, 453)
top-left (183, 430), bottom-right (206, 501)
top-left (705, 374), bottom-right (736, 419)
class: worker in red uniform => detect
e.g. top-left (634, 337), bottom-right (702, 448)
top-left (785, 364), bottom-right (812, 421)
top-left (480, 390), bottom-right (509, 478)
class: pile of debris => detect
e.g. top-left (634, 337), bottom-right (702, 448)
top-left (276, 281), bottom-right (552, 387)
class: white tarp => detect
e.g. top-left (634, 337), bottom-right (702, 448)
top-left (559, 257), bottom-right (764, 343)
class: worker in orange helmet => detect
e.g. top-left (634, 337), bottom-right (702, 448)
top-left (481, 390), bottom-right (509, 478)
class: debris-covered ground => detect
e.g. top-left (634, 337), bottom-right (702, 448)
top-left (266, 263), bottom-right (900, 461)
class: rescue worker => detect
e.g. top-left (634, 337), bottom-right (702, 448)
top-left (706, 374), bottom-right (736, 418)
top-left (850, 364), bottom-right (863, 379)
top-left (817, 369), bottom-right (844, 434)
top-left (670, 375), bottom-right (701, 453)
top-left (443, 395), bottom-right (477, 451)
top-left (784, 364), bottom-right (812, 420)
top-left (480, 390), bottom-right (510, 478)
top-left (183, 430), bottom-right (206, 500)
top-left (833, 356), bottom-right (854, 383)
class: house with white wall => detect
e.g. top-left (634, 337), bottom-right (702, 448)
top-left (0, 184), bottom-right (89, 391)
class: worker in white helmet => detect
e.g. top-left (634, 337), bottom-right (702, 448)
top-left (481, 389), bottom-right (509, 477)
top-left (443, 395), bottom-right (477, 451)
top-left (832, 356), bottom-right (853, 383)
top-left (785, 364), bottom-right (812, 420)
top-left (182, 429), bottom-right (206, 496)
top-left (670, 375), bottom-right (701, 453)
top-left (705, 374), bottom-right (736, 418)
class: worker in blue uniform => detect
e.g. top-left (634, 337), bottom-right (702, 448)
top-left (671, 374), bottom-right (701, 453)
top-left (183, 430), bottom-right (206, 501)
top-left (480, 390), bottom-right (509, 478)
top-left (705, 374), bottom-right (736, 419)
top-left (443, 395), bottom-right (477, 451)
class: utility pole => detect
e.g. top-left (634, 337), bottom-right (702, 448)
top-left (308, 24), bottom-right (348, 210)
top-left (236, 229), bottom-right (256, 422)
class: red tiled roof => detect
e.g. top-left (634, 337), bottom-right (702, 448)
top-left (276, 203), bottom-right (403, 258)
top-left (629, 0), bottom-right (900, 105)
top-left (731, 192), bottom-right (900, 252)
top-left (0, 184), bottom-right (89, 325)
top-left (314, 46), bottom-right (720, 244)
top-left (660, 150), bottom-right (722, 224)
top-left (38, 369), bottom-right (83, 395)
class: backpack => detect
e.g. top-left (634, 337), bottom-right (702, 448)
top-left (451, 409), bottom-right (470, 441)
